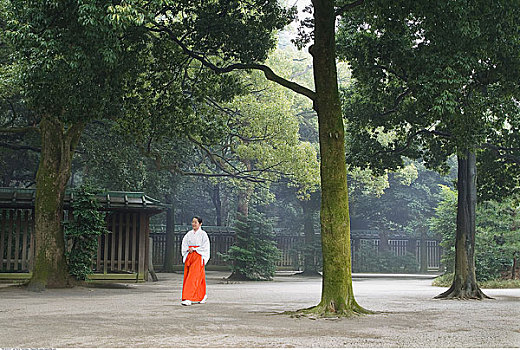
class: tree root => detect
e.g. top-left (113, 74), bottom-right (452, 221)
top-left (434, 284), bottom-right (493, 300)
top-left (286, 301), bottom-right (375, 319)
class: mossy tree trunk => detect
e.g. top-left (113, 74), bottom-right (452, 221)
top-left (435, 150), bottom-right (489, 299)
top-left (301, 0), bottom-right (369, 316)
top-left (28, 116), bottom-right (84, 291)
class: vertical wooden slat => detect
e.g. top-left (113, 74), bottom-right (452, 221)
top-left (14, 210), bottom-right (21, 271)
top-left (138, 212), bottom-right (146, 280)
top-left (96, 215), bottom-right (105, 272)
top-left (28, 210), bottom-right (35, 271)
top-left (118, 213), bottom-right (123, 271)
top-left (0, 210), bottom-right (5, 271)
top-left (21, 210), bottom-right (29, 271)
top-left (104, 215), bottom-right (111, 275)
top-left (132, 213), bottom-right (137, 272)
top-left (144, 215), bottom-right (150, 281)
top-left (6, 210), bottom-right (14, 271)
top-left (96, 234), bottom-right (102, 272)
top-left (111, 213), bottom-right (116, 271)
top-left (125, 213), bottom-right (130, 271)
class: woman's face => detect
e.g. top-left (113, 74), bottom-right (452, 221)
top-left (192, 217), bottom-right (202, 231)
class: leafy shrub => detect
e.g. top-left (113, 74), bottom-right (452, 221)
top-left (64, 184), bottom-right (107, 280)
top-left (353, 244), bottom-right (419, 273)
top-left (433, 273), bottom-right (520, 288)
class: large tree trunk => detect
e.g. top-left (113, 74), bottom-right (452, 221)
top-left (435, 151), bottom-right (489, 299)
top-left (301, 0), bottom-right (368, 316)
top-left (236, 186), bottom-right (252, 217)
top-left (163, 195), bottom-right (176, 272)
top-left (211, 184), bottom-right (223, 226)
top-left (378, 231), bottom-right (390, 253)
top-left (28, 116), bottom-right (84, 291)
top-left (228, 179), bottom-right (254, 281)
top-left (220, 193), bottom-right (229, 226)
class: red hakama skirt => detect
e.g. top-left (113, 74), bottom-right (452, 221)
top-left (182, 245), bottom-right (206, 302)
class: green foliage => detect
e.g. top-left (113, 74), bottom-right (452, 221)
top-left (353, 243), bottom-right (419, 273)
top-left (429, 185), bottom-right (457, 272)
top-left (350, 160), bottom-right (452, 234)
top-left (2, 0), bottom-right (143, 124)
top-left (430, 188), bottom-right (520, 281)
top-left (142, 0), bottom-right (294, 65)
top-left (64, 184), bottom-right (107, 281)
top-left (338, 0), bottom-right (520, 186)
top-left (475, 199), bottom-right (520, 281)
top-left (220, 212), bottom-right (280, 280)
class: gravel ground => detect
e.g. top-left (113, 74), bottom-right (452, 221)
top-left (1, 271), bottom-right (519, 348)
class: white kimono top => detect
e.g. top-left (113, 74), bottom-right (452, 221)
top-left (181, 228), bottom-right (210, 266)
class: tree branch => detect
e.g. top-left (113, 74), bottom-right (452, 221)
top-left (335, 0), bottom-right (364, 17)
top-left (379, 128), bottom-right (451, 155)
top-left (149, 24), bottom-right (317, 101)
top-left (375, 64), bottom-right (408, 83)
top-left (149, 151), bottom-right (270, 183)
top-left (480, 142), bottom-right (520, 164)
top-left (380, 88), bottom-right (411, 117)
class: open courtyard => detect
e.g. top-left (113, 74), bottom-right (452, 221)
top-left (1, 272), bottom-right (519, 348)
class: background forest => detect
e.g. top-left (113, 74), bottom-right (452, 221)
top-left (1, 0), bottom-right (519, 291)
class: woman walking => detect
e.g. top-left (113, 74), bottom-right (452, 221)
top-left (181, 216), bottom-right (210, 306)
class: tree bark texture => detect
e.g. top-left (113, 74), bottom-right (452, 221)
top-left (211, 184), bottom-right (223, 226)
top-left (378, 231), bottom-right (389, 252)
top-left (28, 116), bottom-right (84, 291)
top-left (435, 151), bottom-right (489, 299)
top-left (302, 0), bottom-right (368, 316)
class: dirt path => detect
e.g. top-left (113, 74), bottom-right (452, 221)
top-left (1, 272), bottom-right (519, 347)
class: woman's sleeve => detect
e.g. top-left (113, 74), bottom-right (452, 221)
top-left (181, 233), bottom-right (189, 263)
top-left (196, 232), bottom-right (210, 266)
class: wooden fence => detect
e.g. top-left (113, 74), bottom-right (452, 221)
top-left (1, 208), bottom-right (441, 275)
top-left (95, 212), bottom-right (149, 279)
top-left (0, 209), bottom-right (34, 273)
top-left (1, 209), bottom-right (153, 281)
top-left (150, 226), bottom-right (443, 271)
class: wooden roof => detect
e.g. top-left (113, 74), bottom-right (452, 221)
top-left (0, 187), bottom-right (165, 213)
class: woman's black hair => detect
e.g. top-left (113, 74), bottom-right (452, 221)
top-left (193, 216), bottom-right (203, 224)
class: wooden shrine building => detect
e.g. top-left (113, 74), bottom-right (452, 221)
top-left (0, 188), bottom-right (165, 282)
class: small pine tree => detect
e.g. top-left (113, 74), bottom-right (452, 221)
top-left (221, 212), bottom-right (280, 280)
